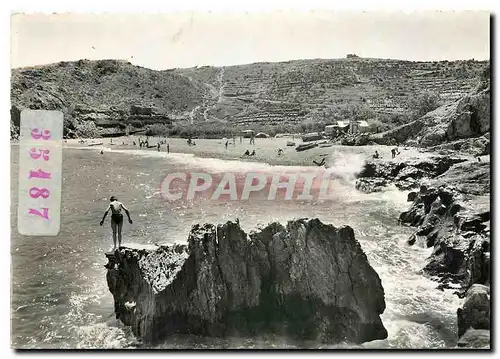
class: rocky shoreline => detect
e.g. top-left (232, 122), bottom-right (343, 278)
top-left (105, 219), bottom-right (388, 345)
top-left (356, 153), bottom-right (490, 348)
top-left (103, 151), bottom-right (490, 348)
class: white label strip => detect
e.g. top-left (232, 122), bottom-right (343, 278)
top-left (17, 110), bottom-right (63, 236)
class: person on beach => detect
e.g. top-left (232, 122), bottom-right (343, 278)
top-left (157, 143), bottom-right (161, 152)
top-left (243, 149), bottom-right (250, 156)
top-left (277, 148), bottom-right (283, 156)
top-left (100, 196), bottom-right (133, 251)
top-left (225, 140), bottom-right (228, 149)
top-left (373, 150), bottom-right (380, 159)
top-left (167, 144), bottom-right (170, 153)
top-left (391, 147), bottom-right (400, 158)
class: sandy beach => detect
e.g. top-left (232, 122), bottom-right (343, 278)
top-left (63, 135), bottom-right (442, 167)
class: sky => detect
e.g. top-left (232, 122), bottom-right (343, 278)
top-left (11, 11), bottom-right (490, 70)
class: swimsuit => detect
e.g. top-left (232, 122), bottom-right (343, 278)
top-left (110, 201), bottom-right (124, 224)
top-left (111, 213), bottom-right (123, 225)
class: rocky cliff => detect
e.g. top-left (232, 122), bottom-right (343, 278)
top-left (11, 58), bottom-right (488, 138)
top-left (369, 66), bottom-right (490, 148)
top-left (105, 218), bottom-right (388, 345)
top-left (355, 155), bottom-right (490, 348)
top-left (457, 284), bottom-right (490, 348)
top-left (355, 155), bottom-right (468, 193)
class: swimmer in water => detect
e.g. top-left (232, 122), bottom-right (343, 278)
top-left (100, 196), bottom-right (133, 250)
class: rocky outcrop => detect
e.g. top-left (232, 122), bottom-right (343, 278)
top-left (105, 218), bottom-right (388, 345)
top-left (456, 284), bottom-right (490, 348)
top-left (355, 155), bottom-right (467, 193)
top-left (369, 120), bottom-right (426, 146)
top-left (396, 157), bottom-right (490, 348)
top-left (457, 329), bottom-right (490, 349)
top-left (399, 183), bottom-right (490, 290)
top-left (367, 65), bottom-right (490, 148)
top-left (425, 134), bottom-right (490, 157)
top-left (418, 87), bottom-right (490, 147)
top-left (457, 285), bottom-right (490, 337)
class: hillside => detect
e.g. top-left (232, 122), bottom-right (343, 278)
top-left (10, 57), bottom-right (489, 138)
top-left (366, 65), bottom-right (490, 151)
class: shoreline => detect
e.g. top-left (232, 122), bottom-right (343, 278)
top-left (58, 135), bottom-right (467, 167)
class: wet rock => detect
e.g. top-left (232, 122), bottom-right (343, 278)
top-left (431, 160), bottom-right (490, 196)
top-left (457, 329), bottom-right (490, 349)
top-left (457, 285), bottom-right (490, 339)
top-left (105, 219), bottom-right (388, 345)
top-left (356, 156), bottom-right (467, 193)
top-left (407, 191), bottom-right (417, 202)
top-left (355, 178), bottom-right (388, 193)
top-left (401, 183), bottom-right (490, 289)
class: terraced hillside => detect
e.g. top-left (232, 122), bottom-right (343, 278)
top-left (176, 58), bottom-right (488, 128)
top-left (11, 57), bottom-right (488, 138)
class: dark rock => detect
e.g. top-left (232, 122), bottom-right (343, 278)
top-left (355, 178), bottom-right (388, 193)
top-left (105, 219), bottom-right (388, 344)
top-left (395, 179), bottom-right (420, 191)
top-left (401, 182), bottom-right (490, 289)
top-left (431, 160), bottom-right (490, 196)
top-left (407, 191), bottom-right (417, 202)
top-left (457, 329), bottom-right (490, 349)
top-left (356, 156), bottom-right (467, 194)
top-left (457, 284), bottom-right (490, 338)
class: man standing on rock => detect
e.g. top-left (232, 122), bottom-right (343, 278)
top-left (100, 196), bottom-right (133, 251)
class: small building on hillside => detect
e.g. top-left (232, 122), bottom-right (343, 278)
top-left (325, 121), bottom-right (350, 136)
top-left (325, 120), bottom-right (371, 136)
top-left (349, 119), bottom-right (371, 134)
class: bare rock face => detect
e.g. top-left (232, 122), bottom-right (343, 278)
top-left (105, 218), bottom-right (388, 345)
top-left (457, 329), bottom-right (490, 349)
top-left (366, 67), bottom-right (490, 148)
top-left (456, 285), bottom-right (490, 348)
top-left (457, 285), bottom-right (490, 337)
top-left (399, 184), bottom-right (490, 290)
top-left (426, 135), bottom-right (490, 157)
top-left (355, 156), bottom-right (467, 193)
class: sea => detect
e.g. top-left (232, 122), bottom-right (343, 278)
top-left (10, 144), bottom-right (462, 349)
